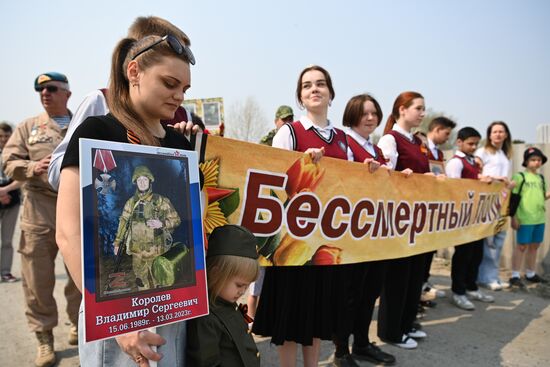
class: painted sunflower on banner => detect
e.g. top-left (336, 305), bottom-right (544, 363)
top-left (199, 157), bottom-right (240, 235)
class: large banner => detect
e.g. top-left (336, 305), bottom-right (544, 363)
top-left (201, 136), bottom-right (509, 266)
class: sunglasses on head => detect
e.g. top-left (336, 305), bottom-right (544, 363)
top-left (131, 34), bottom-right (195, 65)
top-left (35, 85), bottom-right (62, 93)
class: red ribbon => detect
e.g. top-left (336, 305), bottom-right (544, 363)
top-left (238, 303), bottom-right (254, 324)
top-left (93, 149), bottom-right (117, 172)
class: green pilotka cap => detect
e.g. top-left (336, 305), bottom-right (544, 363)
top-left (275, 105), bottom-right (293, 120)
top-left (206, 225), bottom-right (258, 259)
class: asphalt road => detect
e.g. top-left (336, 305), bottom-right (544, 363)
top-left (1, 227), bottom-right (549, 367)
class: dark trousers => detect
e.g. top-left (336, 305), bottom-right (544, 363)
top-left (451, 239), bottom-right (484, 295)
top-left (377, 254), bottom-right (425, 342)
top-left (333, 261), bottom-right (387, 354)
top-left (423, 251), bottom-right (436, 283)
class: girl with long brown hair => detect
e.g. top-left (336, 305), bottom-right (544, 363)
top-left (56, 24), bottom-right (198, 366)
top-left (476, 121), bottom-right (514, 290)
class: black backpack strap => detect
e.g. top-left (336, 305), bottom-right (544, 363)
top-left (516, 172), bottom-right (525, 195)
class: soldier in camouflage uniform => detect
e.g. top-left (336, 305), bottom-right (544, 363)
top-left (114, 165), bottom-right (181, 290)
top-left (259, 105), bottom-right (294, 146)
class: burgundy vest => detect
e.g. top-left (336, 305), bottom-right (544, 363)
top-left (387, 130), bottom-right (430, 173)
top-left (453, 155), bottom-right (480, 179)
top-left (288, 121), bottom-right (348, 160)
top-left (427, 145), bottom-right (444, 162)
top-left (346, 135), bottom-right (387, 165)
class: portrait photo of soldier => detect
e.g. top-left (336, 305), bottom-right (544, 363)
top-left (90, 152), bottom-right (197, 300)
top-left (113, 165), bottom-right (181, 290)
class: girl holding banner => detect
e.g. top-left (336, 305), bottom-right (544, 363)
top-left (56, 23), bottom-right (198, 366)
top-left (252, 65), bottom-right (349, 367)
top-left (329, 93), bottom-right (397, 365)
top-left (376, 91), bottom-right (431, 349)
top-left (476, 121), bottom-right (514, 290)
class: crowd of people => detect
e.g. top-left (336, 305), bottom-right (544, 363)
top-left (0, 14), bottom-right (549, 367)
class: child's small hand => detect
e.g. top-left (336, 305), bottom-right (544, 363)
top-left (363, 158), bottom-right (381, 173)
top-left (401, 168), bottom-right (413, 177)
top-left (505, 178), bottom-right (516, 189)
top-left (545, 192), bottom-right (550, 200)
top-left (478, 175), bottom-right (492, 183)
top-left (511, 217), bottom-right (520, 230)
top-left (305, 147), bottom-right (325, 163)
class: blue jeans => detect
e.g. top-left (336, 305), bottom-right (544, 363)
top-left (477, 230), bottom-right (507, 285)
top-left (78, 303), bottom-right (187, 366)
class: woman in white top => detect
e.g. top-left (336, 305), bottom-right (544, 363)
top-left (475, 121), bottom-right (514, 290)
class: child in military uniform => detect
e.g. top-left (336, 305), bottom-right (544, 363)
top-left (187, 225), bottom-right (260, 367)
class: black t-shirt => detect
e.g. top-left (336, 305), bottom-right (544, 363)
top-left (61, 114), bottom-right (193, 170)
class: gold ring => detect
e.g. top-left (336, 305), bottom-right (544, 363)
top-left (135, 354), bottom-right (144, 364)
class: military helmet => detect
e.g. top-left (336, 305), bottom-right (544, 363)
top-left (132, 165), bottom-right (155, 183)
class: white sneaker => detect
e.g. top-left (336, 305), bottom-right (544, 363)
top-left (451, 293), bottom-right (475, 310)
top-left (482, 282), bottom-right (502, 291)
top-left (407, 328), bottom-right (427, 339)
top-left (394, 334), bottom-right (418, 349)
top-left (466, 290), bottom-right (494, 303)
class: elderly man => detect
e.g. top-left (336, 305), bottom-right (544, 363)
top-left (2, 72), bottom-right (81, 367)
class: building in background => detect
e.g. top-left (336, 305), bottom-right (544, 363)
top-left (536, 124), bottom-right (550, 143)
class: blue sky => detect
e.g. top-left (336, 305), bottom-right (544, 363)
top-left (1, 0), bottom-right (549, 143)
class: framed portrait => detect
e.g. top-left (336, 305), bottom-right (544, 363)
top-left (80, 139), bottom-right (208, 342)
top-left (429, 160), bottom-right (445, 176)
top-left (183, 97), bottom-right (224, 130)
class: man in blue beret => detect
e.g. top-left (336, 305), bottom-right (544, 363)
top-left (1, 72), bottom-right (80, 367)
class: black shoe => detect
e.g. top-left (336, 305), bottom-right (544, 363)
top-left (420, 300), bottom-right (437, 308)
top-left (411, 321), bottom-right (422, 330)
top-left (333, 353), bottom-right (360, 367)
top-left (525, 274), bottom-right (548, 284)
top-left (509, 277), bottom-right (526, 288)
top-left (352, 343), bottom-right (396, 365)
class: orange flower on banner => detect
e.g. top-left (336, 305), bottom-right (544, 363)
top-left (311, 245), bottom-right (343, 265)
top-left (273, 233), bottom-right (313, 266)
top-left (285, 154), bottom-right (325, 199)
